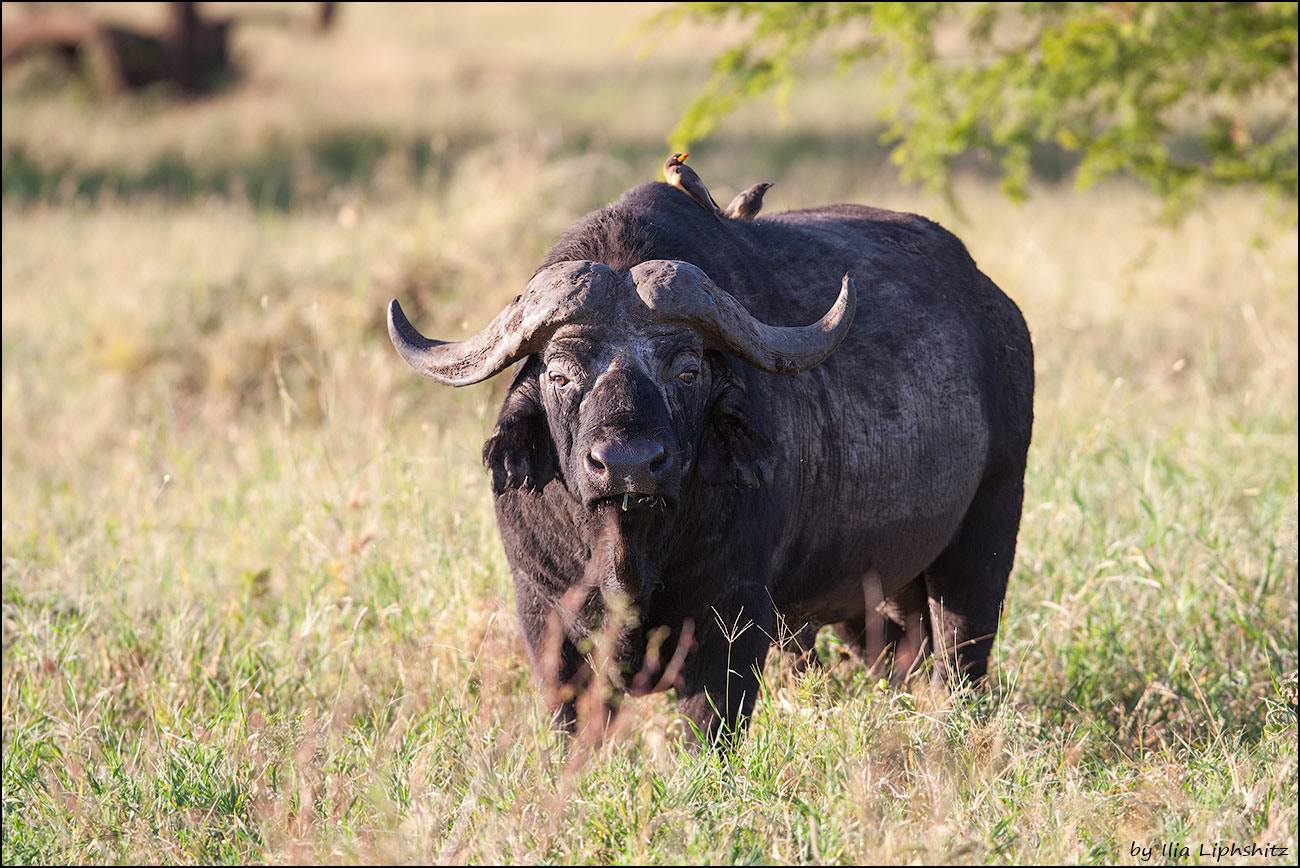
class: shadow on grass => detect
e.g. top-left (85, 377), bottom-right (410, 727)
top-left (2, 124), bottom-right (1089, 212)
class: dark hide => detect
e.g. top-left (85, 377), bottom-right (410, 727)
top-left (458, 182), bottom-right (1032, 744)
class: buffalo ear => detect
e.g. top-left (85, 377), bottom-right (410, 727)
top-left (482, 361), bottom-right (557, 495)
top-left (697, 358), bottom-right (775, 489)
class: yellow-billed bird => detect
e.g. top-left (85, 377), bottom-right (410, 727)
top-left (663, 153), bottom-right (723, 220)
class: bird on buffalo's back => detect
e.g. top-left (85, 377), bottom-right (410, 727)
top-left (726, 182), bottom-right (773, 220)
top-left (663, 153), bottom-right (723, 220)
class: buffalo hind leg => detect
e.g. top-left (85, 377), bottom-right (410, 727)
top-left (832, 575), bottom-right (929, 683)
top-left (922, 473), bottom-right (1025, 685)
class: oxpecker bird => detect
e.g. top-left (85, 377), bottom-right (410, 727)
top-left (726, 182), bottom-right (773, 220)
top-left (663, 153), bottom-right (723, 220)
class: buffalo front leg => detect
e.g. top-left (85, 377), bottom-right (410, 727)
top-left (674, 589), bottom-right (774, 747)
top-left (515, 582), bottom-right (619, 740)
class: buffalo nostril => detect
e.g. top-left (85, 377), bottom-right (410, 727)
top-left (585, 450), bottom-right (609, 480)
top-left (647, 446), bottom-right (668, 476)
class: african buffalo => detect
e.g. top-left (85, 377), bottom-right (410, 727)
top-left (388, 182), bottom-right (1033, 745)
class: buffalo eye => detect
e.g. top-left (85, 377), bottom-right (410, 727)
top-left (549, 372), bottom-right (572, 389)
top-left (677, 369), bottom-right (697, 386)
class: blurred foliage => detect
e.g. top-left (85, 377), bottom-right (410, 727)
top-left (646, 2), bottom-right (1299, 215)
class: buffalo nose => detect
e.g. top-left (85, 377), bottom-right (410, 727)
top-left (585, 439), bottom-right (670, 489)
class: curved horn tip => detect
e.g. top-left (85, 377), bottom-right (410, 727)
top-left (387, 298), bottom-right (407, 332)
top-left (835, 274), bottom-right (857, 314)
top-left (388, 298), bottom-right (431, 350)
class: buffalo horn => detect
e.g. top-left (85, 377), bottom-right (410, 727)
top-left (629, 260), bottom-right (855, 375)
top-left (389, 259), bottom-right (855, 386)
top-left (387, 261), bottom-right (610, 387)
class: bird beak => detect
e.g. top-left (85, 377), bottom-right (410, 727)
top-left (681, 153), bottom-right (689, 159)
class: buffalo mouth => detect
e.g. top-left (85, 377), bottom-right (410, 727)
top-left (591, 492), bottom-right (674, 513)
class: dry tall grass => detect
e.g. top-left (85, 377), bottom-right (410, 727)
top-left (2, 3), bottom-right (1295, 864)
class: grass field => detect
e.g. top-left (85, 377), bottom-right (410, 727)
top-left (2, 3), bottom-right (1296, 864)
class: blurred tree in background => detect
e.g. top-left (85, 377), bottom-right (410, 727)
top-left (648, 2), bottom-right (1298, 214)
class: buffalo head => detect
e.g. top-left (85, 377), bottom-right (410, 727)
top-left (389, 260), bottom-right (855, 515)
